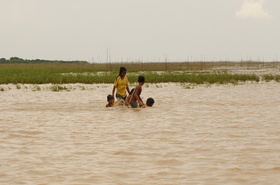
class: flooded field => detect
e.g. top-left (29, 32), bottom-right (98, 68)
top-left (1, 82), bottom-right (280, 185)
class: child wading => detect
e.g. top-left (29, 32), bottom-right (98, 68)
top-left (112, 67), bottom-right (130, 101)
top-left (125, 75), bottom-right (145, 108)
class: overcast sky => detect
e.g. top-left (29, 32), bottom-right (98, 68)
top-left (1, 0), bottom-right (279, 62)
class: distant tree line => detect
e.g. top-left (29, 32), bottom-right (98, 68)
top-left (0, 57), bottom-right (88, 64)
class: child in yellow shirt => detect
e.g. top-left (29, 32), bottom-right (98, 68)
top-left (112, 67), bottom-right (130, 101)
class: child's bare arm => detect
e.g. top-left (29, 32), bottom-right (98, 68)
top-left (112, 86), bottom-right (116, 97)
top-left (126, 86), bottom-right (130, 94)
top-left (125, 95), bottom-right (130, 106)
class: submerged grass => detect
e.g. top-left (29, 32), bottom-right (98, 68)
top-left (139, 72), bottom-right (259, 84)
top-left (263, 74), bottom-right (280, 82)
top-left (0, 62), bottom-right (278, 85)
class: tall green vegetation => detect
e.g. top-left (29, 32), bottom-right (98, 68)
top-left (0, 62), bottom-right (279, 84)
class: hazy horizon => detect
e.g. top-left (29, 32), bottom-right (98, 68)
top-left (1, 0), bottom-right (279, 62)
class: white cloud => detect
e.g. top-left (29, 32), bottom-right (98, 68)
top-left (236, 0), bottom-right (272, 20)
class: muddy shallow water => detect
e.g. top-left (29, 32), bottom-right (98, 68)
top-left (1, 82), bottom-right (280, 185)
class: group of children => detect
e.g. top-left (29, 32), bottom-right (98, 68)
top-left (106, 67), bottom-right (155, 108)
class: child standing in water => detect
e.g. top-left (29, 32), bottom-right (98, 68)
top-left (112, 67), bottom-right (130, 101)
top-left (125, 75), bottom-right (145, 108)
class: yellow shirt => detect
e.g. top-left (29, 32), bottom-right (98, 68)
top-left (114, 76), bottom-right (129, 97)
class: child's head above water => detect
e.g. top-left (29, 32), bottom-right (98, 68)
top-left (107, 94), bottom-right (114, 101)
top-left (106, 94), bottom-right (115, 107)
top-left (146, 97), bottom-right (155, 107)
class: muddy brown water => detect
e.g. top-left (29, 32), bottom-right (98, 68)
top-left (1, 82), bottom-right (280, 185)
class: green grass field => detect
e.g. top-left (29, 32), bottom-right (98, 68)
top-left (0, 62), bottom-right (279, 85)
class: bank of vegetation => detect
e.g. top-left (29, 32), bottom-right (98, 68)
top-left (0, 58), bottom-right (279, 85)
top-left (0, 57), bottom-right (87, 64)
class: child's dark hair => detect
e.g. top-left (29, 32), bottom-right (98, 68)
top-left (119, 67), bottom-right (127, 76)
top-left (138, 75), bottom-right (145, 83)
top-left (146, 97), bottom-right (154, 107)
top-left (115, 67), bottom-right (127, 79)
top-left (107, 94), bottom-right (114, 101)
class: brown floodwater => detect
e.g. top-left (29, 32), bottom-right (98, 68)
top-left (1, 82), bottom-right (280, 185)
